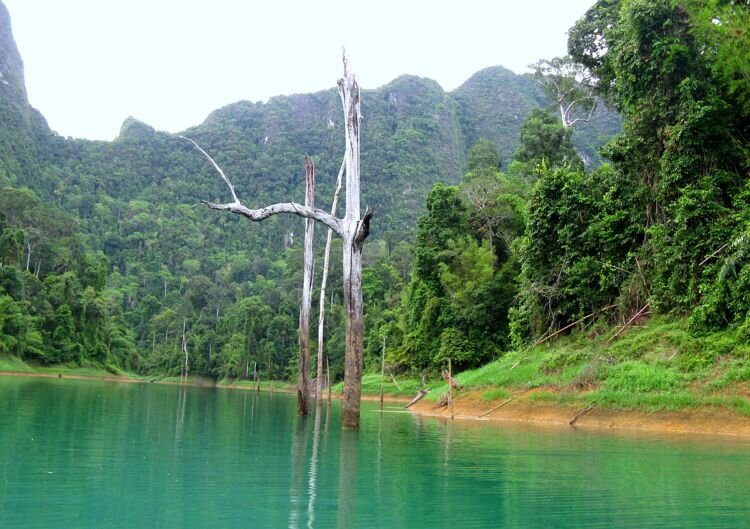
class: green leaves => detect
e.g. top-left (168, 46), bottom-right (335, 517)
top-left (513, 109), bottom-right (583, 175)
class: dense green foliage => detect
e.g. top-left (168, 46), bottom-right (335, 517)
top-left (0, 0), bottom-right (618, 382)
top-left (3, 0), bottom-right (748, 401)
top-left (389, 144), bottom-right (528, 371)
top-left (379, 0), bottom-right (750, 382)
top-left (0, 187), bottom-right (136, 368)
top-left (426, 315), bottom-right (750, 416)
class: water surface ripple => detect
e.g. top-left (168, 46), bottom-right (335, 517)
top-left (1, 377), bottom-right (748, 528)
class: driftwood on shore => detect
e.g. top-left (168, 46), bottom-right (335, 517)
top-left (607, 304), bottom-right (650, 343)
top-left (435, 393), bottom-right (449, 408)
top-left (535, 304), bottom-right (615, 346)
top-left (442, 370), bottom-right (463, 390)
top-left (477, 388), bottom-right (533, 418)
top-left (569, 404), bottom-right (597, 425)
top-left (405, 389), bottom-right (430, 409)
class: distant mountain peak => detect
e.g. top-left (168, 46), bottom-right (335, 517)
top-left (117, 116), bottom-right (156, 140)
top-left (454, 65), bottom-right (526, 93)
top-left (0, 0), bottom-right (29, 107)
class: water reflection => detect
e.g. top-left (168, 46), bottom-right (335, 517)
top-left (306, 404), bottom-right (323, 529)
top-left (174, 386), bottom-right (187, 449)
top-left (2, 379), bottom-right (750, 529)
top-left (337, 429), bottom-right (358, 529)
top-left (287, 414), bottom-right (311, 529)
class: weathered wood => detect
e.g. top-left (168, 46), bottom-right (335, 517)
top-left (316, 157), bottom-right (344, 406)
top-left (380, 335), bottom-right (386, 410)
top-left (479, 396), bottom-right (514, 418)
top-left (297, 156), bottom-right (315, 416)
top-left (202, 199), bottom-right (343, 236)
top-left (193, 55), bottom-right (370, 429)
top-left (388, 368), bottom-right (401, 391)
top-left (339, 57), bottom-right (368, 429)
top-left (442, 369), bottom-right (463, 390)
top-left (404, 388), bottom-right (429, 409)
top-left (448, 358), bottom-right (454, 420)
top-left (326, 355), bottom-right (332, 403)
top-left (569, 404), bottom-right (597, 426)
top-left (535, 304), bottom-right (615, 346)
top-left (607, 304), bottom-right (650, 344)
top-left (181, 318), bottom-right (188, 382)
top-left (699, 243), bottom-right (729, 267)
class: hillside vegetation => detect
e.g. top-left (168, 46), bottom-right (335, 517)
top-left (1, 0), bottom-right (749, 417)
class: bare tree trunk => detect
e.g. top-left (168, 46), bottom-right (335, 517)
top-left (25, 238), bottom-right (31, 272)
top-left (181, 318), bottom-right (189, 382)
top-left (298, 156), bottom-right (315, 416)
top-left (341, 222), bottom-right (370, 427)
top-left (316, 158), bottom-right (344, 407)
top-left (448, 358), bottom-right (453, 420)
top-left (327, 355), bottom-right (332, 403)
top-left (339, 59), bottom-right (371, 429)
top-left (380, 335), bottom-right (386, 410)
top-left (195, 55), bottom-right (371, 429)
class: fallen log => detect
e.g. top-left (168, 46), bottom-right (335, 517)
top-left (478, 396), bottom-right (516, 418)
top-left (535, 305), bottom-right (615, 346)
top-left (404, 388), bottom-right (430, 409)
top-left (388, 368), bottom-right (402, 391)
top-left (569, 404), bottom-right (597, 426)
top-left (478, 388), bottom-right (531, 418)
top-left (607, 304), bottom-right (650, 344)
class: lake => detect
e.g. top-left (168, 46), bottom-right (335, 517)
top-left (1, 377), bottom-right (749, 528)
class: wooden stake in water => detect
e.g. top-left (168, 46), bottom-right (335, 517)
top-left (181, 318), bottom-right (189, 383)
top-left (448, 358), bottom-right (454, 420)
top-left (380, 335), bottom-right (386, 410)
top-left (327, 355), bottom-right (332, 403)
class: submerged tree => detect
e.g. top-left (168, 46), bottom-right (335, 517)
top-left (297, 156), bottom-right (315, 415)
top-left (187, 57), bottom-right (371, 429)
top-left (316, 159), bottom-right (344, 406)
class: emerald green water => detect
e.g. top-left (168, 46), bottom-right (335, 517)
top-left (1, 377), bottom-right (749, 528)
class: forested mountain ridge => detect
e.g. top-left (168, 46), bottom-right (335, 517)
top-left (0, 0), bottom-right (625, 381)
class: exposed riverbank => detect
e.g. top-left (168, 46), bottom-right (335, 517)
top-left (399, 316), bottom-right (750, 437)
top-left (3, 366), bottom-right (748, 438)
top-left (4, 313), bottom-right (750, 439)
top-left (407, 387), bottom-right (750, 438)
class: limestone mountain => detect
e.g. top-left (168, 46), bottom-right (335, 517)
top-left (0, 0), bottom-right (621, 379)
top-left (0, 1), bottom-right (54, 187)
top-left (0, 1), bottom-right (26, 107)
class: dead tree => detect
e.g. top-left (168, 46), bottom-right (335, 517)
top-left (316, 158), bottom-right (344, 406)
top-left (531, 56), bottom-right (599, 129)
top-left (187, 57), bottom-right (371, 429)
top-left (297, 156), bottom-right (315, 415)
top-left (180, 318), bottom-right (189, 382)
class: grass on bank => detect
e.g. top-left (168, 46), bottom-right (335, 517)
top-left (421, 316), bottom-right (750, 415)
top-left (217, 378), bottom-right (294, 391)
top-left (0, 356), bottom-right (142, 379)
top-left (3, 316), bottom-right (748, 416)
top-left (331, 373), bottom-right (423, 398)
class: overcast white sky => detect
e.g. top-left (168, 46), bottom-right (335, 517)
top-left (4, 0), bottom-right (595, 141)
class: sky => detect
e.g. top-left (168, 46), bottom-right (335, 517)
top-left (4, 0), bottom-right (595, 141)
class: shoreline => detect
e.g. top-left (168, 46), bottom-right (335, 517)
top-left (3, 370), bottom-right (748, 438)
top-left (0, 370), bottom-right (411, 402)
top-left (407, 389), bottom-right (750, 439)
